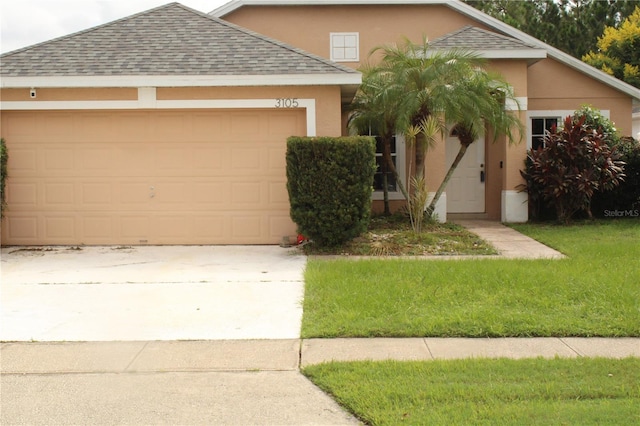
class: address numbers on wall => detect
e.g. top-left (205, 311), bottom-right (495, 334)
top-left (275, 98), bottom-right (299, 108)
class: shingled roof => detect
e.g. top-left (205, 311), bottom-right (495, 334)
top-left (431, 26), bottom-right (535, 51)
top-left (0, 2), bottom-right (357, 78)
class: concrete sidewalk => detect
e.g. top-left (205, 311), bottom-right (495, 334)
top-left (453, 220), bottom-right (565, 259)
top-left (3, 338), bottom-right (639, 425)
top-left (3, 337), bottom-right (639, 425)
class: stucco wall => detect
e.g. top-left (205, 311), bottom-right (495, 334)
top-left (528, 58), bottom-right (633, 135)
top-left (224, 4), bottom-right (489, 69)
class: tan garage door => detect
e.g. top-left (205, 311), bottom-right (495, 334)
top-left (1, 109), bottom-right (305, 245)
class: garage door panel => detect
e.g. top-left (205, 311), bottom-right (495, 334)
top-left (2, 114), bottom-right (37, 141)
top-left (44, 215), bottom-right (76, 239)
top-left (192, 113), bottom-right (227, 138)
top-left (120, 216), bottom-right (152, 241)
top-left (192, 147), bottom-right (227, 170)
top-left (43, 182), bottom-right (76, 206)
top-left (44, 148), bottom-right (75, 173)
top-left (151, 113), bottom-right (188, 141)
top-left (5, 215), bottom-right (39, 240)
top-left (117, 147), bottom-right (155, 174)
top-left (43, 113), bottom-right (76, 142)
top-left (1, 109), bottom-right (304, 245)
top-left (79, 147), bottom-right (115, 171)
top-left (81, 182), bottom-right (113, 206)
top-left (269, 181), bottom-right (291, 205)
top-left (191, 215), bottom-right (226, 240)
top-left (118, 182), bottom-right (153, 208)
top-left (7, 148), bottom-right (38, 176)
top-left (7, 181), bottom-right (38, 207)
top-left (269, 215), bottom-right (297, 240)
top-left (82, 216), bottom-right (114, 241)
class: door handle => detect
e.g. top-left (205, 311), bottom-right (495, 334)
top-left (480, 170), bottom-right (485, 183)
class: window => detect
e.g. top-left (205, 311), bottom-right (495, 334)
top-left (371, 134), bottom-right (406, 200)
top-left (374, 136), bottom-right (397, 192)
top-left (531, 117), bottom-right (559, 150)
top-left (330, 32), bottom-right (359, 62)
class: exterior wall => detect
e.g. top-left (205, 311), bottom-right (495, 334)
top-left (1, 85), bottom-right (343, 138)
top-left (528, 58), bottom-right (633, 135)
top-left (157, 86), bottom-right (343, 136)
top-left (0, 88), bottom-right (137, 101)
top-left (226, 3), bottom-right (637, 222)
top-left (224, 4), bottom-right (489, 70)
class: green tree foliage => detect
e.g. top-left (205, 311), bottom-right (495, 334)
top-left (286, 136), bottom-right (376, 247)
top-left (465, 0), bottom-right (638, 60)
top-left (583, 5), bottom-right (640, 88)
top-left (353, 38), bottom-right (522, 221)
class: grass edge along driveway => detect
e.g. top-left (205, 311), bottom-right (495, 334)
top-left (303, 357), bottom-right (640, 426)
top-left (301, 219), bottom-right (640, 338)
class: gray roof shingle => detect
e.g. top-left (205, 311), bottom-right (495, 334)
top-left (0, 2), bottom-right (357, 77)
top-left (430, 25), bottom-right (538, 51)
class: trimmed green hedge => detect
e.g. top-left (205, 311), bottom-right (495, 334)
top-left (286, 136), bottom-right (376, 247)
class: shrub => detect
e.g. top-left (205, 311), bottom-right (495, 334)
top-left (574, 104), bottom-right (621, 146)
top-left (0, 138), bottom-right (7, 218)
top-left (520, 115), bottom-right (625, 223)
top-left (592, 136), bottom-right (640, 214)
top-left (286, 136), bottom-right (376, 247)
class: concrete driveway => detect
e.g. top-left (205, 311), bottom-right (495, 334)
top-left (0, 245), bottom-right (307, 341)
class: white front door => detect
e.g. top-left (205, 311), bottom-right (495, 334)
top-left (445, 135), bottom-right (485, 213)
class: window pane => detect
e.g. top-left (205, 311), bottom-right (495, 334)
top-left (373, 156), bottom-right (397, 192)
top-left (532, 136), bottom-right (544, 151)
top-left (532, 118), bottom-right (544, 135)
top-left (345, 48), bottom-right (357, 60)
top-left (545, 118), bottom-right (557, 132)
top-left (344, 35), bottom-right (357, 47)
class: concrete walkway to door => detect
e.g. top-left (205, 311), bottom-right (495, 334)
top-left (0, 245), bottom-right (306, 342)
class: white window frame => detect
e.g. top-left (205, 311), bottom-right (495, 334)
top-left (372, 134), bottom-right (406, 201)
top-left (526, 110), bottom-right (611, 150)
top-left (330, 32), bottom-right (359, 62)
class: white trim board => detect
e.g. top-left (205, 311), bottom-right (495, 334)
top-left (0, 74), bottom-right (361, 89)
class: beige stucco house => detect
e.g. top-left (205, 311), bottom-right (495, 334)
top-left (1, 0), bottom-right (639, 246)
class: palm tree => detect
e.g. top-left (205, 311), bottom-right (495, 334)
top-left (369, 38), bottom-right (488, 180)
top-left (425, 68), bottom-right (524, 217)
top-left (348, 66), bottom-right (408, 214)
top-left (354, 38), bottom-right (523, 221)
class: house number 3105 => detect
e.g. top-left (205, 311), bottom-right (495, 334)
top-left (275, 98), bottom-right (299, 108)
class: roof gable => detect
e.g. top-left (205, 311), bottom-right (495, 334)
top-left (430, 26), bottom-right (546, 62)
top-left (0, 2), bottom-right (357, 78)
top-left (213, 0), bottom-right (640, 103)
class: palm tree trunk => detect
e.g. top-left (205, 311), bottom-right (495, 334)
top-left (425, 142), bottom-right (469, 217)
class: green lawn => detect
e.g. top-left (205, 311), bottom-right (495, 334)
top-left (303, 357), bottom-right (640, 426)
top-left (301, 219), bottom-right (640, 337)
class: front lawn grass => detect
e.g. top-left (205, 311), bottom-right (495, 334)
top-left (303, 357), bottom-right (640, 426)
top-left (301, 219), bottom-right (640, 337)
